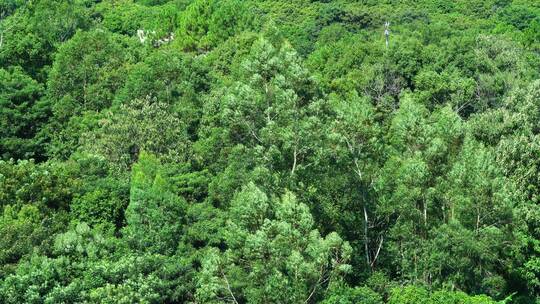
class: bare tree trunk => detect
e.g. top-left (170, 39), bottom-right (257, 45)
top-left (364, 205), bottom-right (371, 267)
top-left (424, 200), bottom-right (427, 227)
top-left (222, 272), bottom-right (239, 304)
top-left (370, 236), bottom-right (384, 270)
top-left (291, 146), bottom-right (297, 175)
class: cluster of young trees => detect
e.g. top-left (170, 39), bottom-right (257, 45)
top-left (1, 0), bottom-right (539, 303)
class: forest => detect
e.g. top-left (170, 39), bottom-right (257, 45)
top-left (0, 0), bottom-right (540, 303)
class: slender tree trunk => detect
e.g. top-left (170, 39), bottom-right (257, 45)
top-left (291, 146), bottom-right (297, 175)
top-left (364, 204), bottom-right (371, 267)
top-left (370, 236), bottom-right (384, 270)
top-left (424, 200), bottom-right (427, 227)
top-left (222, 272), bottom-right (239, 304)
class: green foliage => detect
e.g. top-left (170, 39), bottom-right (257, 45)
top-left (2, 0), bottom-right (540, 302)
top-left (96, 0), bottom-right (180, 36)
top-left (123, 152), bottom-right (186, 254)
top-left (0, 0), bottom-right (25, 18)
top-left (70, 181), bottom-right (126, 229)
top-left (196, 183), bottom-right (352, 303)
top-left (0, 205), bottom-right (62, 277)
top-left (199, 36), bottom-right (325, 203)
top-left (322, 283), bottom-right (383, 304)
top-left (81, 98), bottom-right (191, 172)
top-left (43, 29), bottom-right (140, 159)
top-left (114, 49), bottom-right (208, 139)
top-left (0, 66), bottom-right (45, 160)
top-left (115, 49), bottom-right (208, 106)
top-left (176, 0), bottom-right (255, 52)
top-left (0, 0), bottom-right (92, 79)
top-left (388, 286), bottom-right (499, 304)
top-left (0, 159), bottom-right (77, 210)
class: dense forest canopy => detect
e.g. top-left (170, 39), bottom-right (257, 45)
top-left (0, 0), bottom-right (540, 303)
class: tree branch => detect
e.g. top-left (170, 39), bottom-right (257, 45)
top-left (222, 271), bottom-right (239, 304)
top-left (370, 236), bottom-right (384, 269)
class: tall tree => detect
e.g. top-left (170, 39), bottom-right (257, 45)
top-left (0, 67), bottom-right (45, 160)
top-left (196, 183), bottom-right (352, 303)
top-left (123, 152), bottom-right (186, 254)
top-left (42, 29), bottom-right (139, 159)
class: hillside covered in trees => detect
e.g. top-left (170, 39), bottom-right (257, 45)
top-left (1, 0), bottom-right (540, 303)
